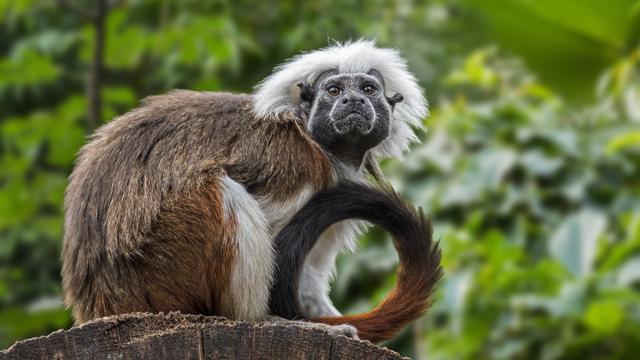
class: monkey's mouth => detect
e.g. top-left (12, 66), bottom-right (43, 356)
top-left (333, 112), bottom-right (374, 135)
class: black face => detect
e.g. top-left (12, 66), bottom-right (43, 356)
top-left (299, 70), bottom-right (403, 167)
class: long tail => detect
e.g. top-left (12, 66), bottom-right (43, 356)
top-left (269, 181), bottom-right (443, 343)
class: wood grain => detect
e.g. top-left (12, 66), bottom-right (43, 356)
top-left (0, 312), bottom-right (407, 360)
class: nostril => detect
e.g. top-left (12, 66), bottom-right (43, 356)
top-left (359, 98), bottom-right (365, 104)
top-left (342, 98), bottom-right (348, 104)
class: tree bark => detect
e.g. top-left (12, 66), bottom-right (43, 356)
top-left (0, 313), bottom-right (406, 359)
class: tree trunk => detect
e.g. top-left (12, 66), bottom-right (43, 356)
top-left (0, 313), bottom-right (406, 359)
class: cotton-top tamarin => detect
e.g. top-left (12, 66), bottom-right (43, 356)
top-left (62, 40), bottom-right (442, 343)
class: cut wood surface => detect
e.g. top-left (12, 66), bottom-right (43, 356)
top-left (0, 312), bottom-right (407, 359)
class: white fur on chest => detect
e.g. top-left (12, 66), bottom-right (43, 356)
top-left (257, 185), bottom-right (315, 235)
top-left (256, 165), bottom-right (365, 243)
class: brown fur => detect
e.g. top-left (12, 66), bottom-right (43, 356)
top-left (62, 91), bottom-right (332, 323)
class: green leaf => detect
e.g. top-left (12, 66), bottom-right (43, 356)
top-left (467, 0), bottom-right (640, 99)
top-left (0, 0), bottom-right (36, 25)
top-left (441, 270), bottom-right (473, 334)
top-left (606, 131), bottom-right (640, 153)
top-left (549, 210), bottom-right (607, 278)
top-left (475, 148), bottom-right (518, 189)
top-left (0, 179), bottom-right (38, 231)
top-left (45, 124), bottom-right (85, 167)
top-left (520, 150), bottom-right (563, 177)
top-left (0, 48), bottom-right (60, 90)
top-left (102, 86), bottom-right (136, 108)
top-left (104, 9), bottom-right (148, 68)
top-left (617, 256), bottom-right (640, 286)
top-left (0, 305), bottom-right (71, 349)
top-left (446, 49), bottom-right (499, 88)
top-left (11, 30), bottom-right (79, 57)
top-left (584, 300), bottom-right (624, 334)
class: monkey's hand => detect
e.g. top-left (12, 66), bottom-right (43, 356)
top-left (299, 291), bottom-right (341, 318)
top-left (265, 316), bottom-right (359, 340)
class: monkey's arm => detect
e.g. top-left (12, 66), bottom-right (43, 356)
top-left (297, 220), bottom-right (365, 318)
top-left (298, 263), bottom-right (341, 318)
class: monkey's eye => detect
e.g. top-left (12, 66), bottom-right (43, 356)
top-left (327, 86), bottom-right (341, 96)
top-left (362, 85), bottom-right (376, 95)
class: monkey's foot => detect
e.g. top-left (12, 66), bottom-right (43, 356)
top-left (265, 316), bottom-right (359, 340)
top-left (323, 323), bottom-right (358, 339)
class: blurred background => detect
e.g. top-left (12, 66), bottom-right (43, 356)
top-left (1, 0), bottom-right (639, 358)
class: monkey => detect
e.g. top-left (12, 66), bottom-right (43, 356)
top-left (61, 39), bottom-right (439, 342)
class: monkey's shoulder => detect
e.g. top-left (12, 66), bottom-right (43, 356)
top-left (115, 90), bottom-right (304, 134)
top-left (140, 90), bottom-right (252, 114)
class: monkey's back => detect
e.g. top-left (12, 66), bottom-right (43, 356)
top-left (61, 90), bottom-right (332, 322)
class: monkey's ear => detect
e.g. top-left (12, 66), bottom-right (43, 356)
top-left (295, 82), bottom-right (315, 121)
top-left (297, 82), bottom-right (315, 104)
top-left (387, 93), bottom-right (404, 108)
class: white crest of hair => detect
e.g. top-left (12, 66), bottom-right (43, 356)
top-left (252, 39), bottom-right (428, 158)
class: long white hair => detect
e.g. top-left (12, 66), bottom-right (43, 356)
top-left (252, 40), bottom-right (428, 158)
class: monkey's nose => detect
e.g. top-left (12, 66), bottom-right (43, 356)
top-left (341, 96), bottom-right (365, 105)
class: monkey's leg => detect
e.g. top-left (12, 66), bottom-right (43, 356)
top-left (298, 252), bottom-right (341, 317)
top-left (298, 221), bottom-right (364, 318)
top-left (67, 168), bottom-right (245, 322)
top-left (219, 176), bottom-right (275, 321)
top-left (124, 171), bottom-right (274, 322)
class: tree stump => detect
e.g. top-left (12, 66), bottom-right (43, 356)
top-left (0, 312), bottom-right (406, 359)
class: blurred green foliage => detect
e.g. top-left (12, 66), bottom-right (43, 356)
top-left (1, 0), bottom-right (639, 358)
